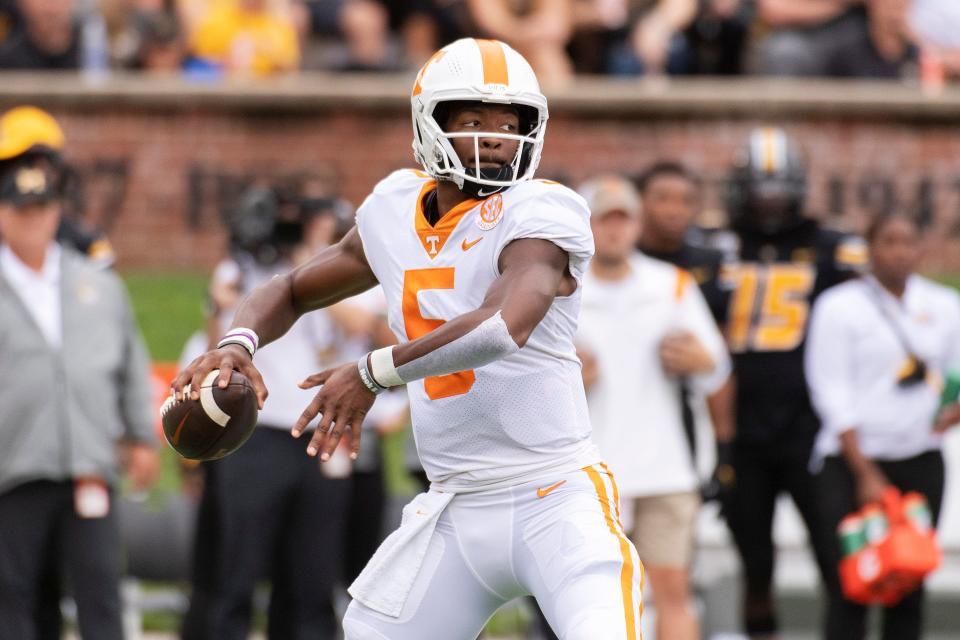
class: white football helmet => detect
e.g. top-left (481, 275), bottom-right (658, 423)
top-left (411, 38), bottom-right (549, 197)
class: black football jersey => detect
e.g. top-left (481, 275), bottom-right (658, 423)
top-left (715, 220), bottom-right (866, 444)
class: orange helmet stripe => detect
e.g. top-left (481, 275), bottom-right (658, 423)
top-left (475, 39), bottom-right (509, 86)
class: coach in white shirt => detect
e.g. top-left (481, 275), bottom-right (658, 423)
top-left (575, 175), bottom-right (731, 640)
top-left (805, 213), bottom-right (960, 640)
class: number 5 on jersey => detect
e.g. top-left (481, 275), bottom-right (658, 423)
top-left (402, 268), bottom-right (476, 400)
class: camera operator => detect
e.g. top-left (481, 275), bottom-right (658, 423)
top-left (183, 182), bottom-right (354, 640)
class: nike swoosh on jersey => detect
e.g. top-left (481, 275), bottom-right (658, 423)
top-left (536, 479), bottom-right (566, 498)
top-left (461, 237), bottom-right (483, 251)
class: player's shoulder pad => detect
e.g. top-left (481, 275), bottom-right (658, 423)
top-left (505, 179), bottom-right (591, 221)
top-left (370, 168), bottom-right (432, 197)
top-left (819, 229), bottom-right (868, 270)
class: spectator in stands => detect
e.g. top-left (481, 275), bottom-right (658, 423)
top-left (299, 0), bottom-right (399, 70)
top-left (635, 162), bottom-right (736, 504)
top-left (103, 0), bottom-right (184, 72)
top-left (756, 0), bottom-right (911, 77)
top-left (908, 0), bottom-right (960, 79)
top-left (0, 0), bottom-right (79, 69)
top-left (806, 212), bottom-right (960, 640)
top-left (575, 174), bottom-right (731, 640)
top-left (390, 0), bottom-right (473, 68)
top-left (570, 0), bottom-right (698, 75)
top-left (182, 182), bottom-right (348, 640)
top-left (0, 105), bottom-right (159, 640)
top-left (0, 0), bottom-right (17, 46)
top-left (465, 0), bottom-right (574, 88)
top-left (685, 0), bottom-right (752, 74)
top-left (134, 8), bottom-right (184, 72)
top-left (188, 0), bottom-right (300, 76)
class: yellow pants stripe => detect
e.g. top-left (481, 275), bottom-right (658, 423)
top-left (584, 465), bottom-right (638, 640)
top-left (599, 462), bottom-right (645, 615)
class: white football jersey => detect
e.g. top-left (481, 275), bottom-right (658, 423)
top-left (356, 170), bottom-right (599, 489)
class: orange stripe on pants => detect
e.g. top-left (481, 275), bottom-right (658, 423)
top-left (584, 465), bottom-right (638, 640)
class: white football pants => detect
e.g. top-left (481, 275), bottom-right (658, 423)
top-left (343, 463), bottom-right (644, 640)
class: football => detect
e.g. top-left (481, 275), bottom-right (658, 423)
top-left (160, 370), bottom-right (259, 461)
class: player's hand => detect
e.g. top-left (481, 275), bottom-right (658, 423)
top-left (171, 344), bottom-right (269, 409)
top-left (659, 330), bottom-right (715, 376)
top-left (854, 463), bottom-right (890, 507)
top-left (701, 440), bottom-right (736, 504)
top-left (292, 362), bottom-right (375, 462)
top-left (934, 402), bottom-right (960, 433)
top-left (122, 443), bottom-right (161, 492)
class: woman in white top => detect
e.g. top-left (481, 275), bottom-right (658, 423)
top-left (805, 213), bottom-right (960, 640)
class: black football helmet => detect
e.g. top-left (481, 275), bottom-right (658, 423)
top-left (726, 127), bottom-right (807, 235)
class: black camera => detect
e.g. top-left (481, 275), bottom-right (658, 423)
top-left (227, 185), bottom-right (306, 266)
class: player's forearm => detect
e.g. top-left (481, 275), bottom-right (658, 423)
top-left (228, 274), bottom-right (302, 347)
top-left (359, 238), bottom-right (565, 392)
top-left (226, 228), bottom-right (377, 350)
top-left (652, 0), bottom-right (698, 31)
top-left (838, 428), bottom-right (876, 478)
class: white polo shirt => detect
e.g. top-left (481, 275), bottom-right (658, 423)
top-left (0, 243), bottom-right (62, 348)
top-left (805, 274), bottom-right (960, 467)
top-left (577, 252), bottom-right (731, 497)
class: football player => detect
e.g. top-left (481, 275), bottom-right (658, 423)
top-left (718, 127), bottom-right (866, 639)
top-left (172, 38), bottom-right (643, 639)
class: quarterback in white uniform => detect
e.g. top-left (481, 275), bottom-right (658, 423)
top-left (173, 38), bottom-right (643, 639)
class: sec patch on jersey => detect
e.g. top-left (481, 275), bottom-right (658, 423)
top-left (160, 370), bottom-right (258, 460)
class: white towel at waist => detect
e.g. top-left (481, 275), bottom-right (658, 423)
top-left (347, 489), bottom-right (455, 617)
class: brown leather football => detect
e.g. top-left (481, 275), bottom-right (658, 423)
top-left (160, 370), bottom-right (259, 460)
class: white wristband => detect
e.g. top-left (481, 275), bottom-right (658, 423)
top-left (369, 346), bottom-right (404, 388)
top-left (217, 327), bottom-right (260, 358)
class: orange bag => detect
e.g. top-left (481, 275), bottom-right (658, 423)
top-left (838, 487), bottom-right (941, 606)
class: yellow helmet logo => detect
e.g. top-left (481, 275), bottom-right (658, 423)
top-left (0, 106), bottom-right (65, 161)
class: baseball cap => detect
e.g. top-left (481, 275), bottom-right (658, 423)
top-left (0, 156), bottom-right (62, 207)
top-left (0, 106), bottom-right (65, 161)
top-left (577, 174), bottom-right (642, 219)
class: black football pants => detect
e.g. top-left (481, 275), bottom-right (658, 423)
top-left (723, 438), bottom-right (836, 637)
top-left (182, 427), bottom-right (350, 640)
top-left (0, 480), bottom-right (124, 640)
top-left (817, 451), bottom-right (944, 640)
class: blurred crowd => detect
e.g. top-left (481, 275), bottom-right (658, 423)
top-left (0, 0), bottom-right (959, 86)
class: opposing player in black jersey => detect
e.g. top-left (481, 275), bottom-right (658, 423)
top-left (717, 128), bottom-right (866, 639)
top-left (635, 162), bottom-right (736, 502)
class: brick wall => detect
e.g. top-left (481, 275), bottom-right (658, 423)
top-left (8, 75), bottom-right (958, 273)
